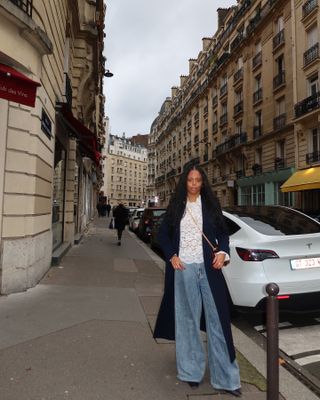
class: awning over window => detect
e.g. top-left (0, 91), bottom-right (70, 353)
top-left (281, 166), bottom-right (320, 192)
top-left (57, 104), bottom-right (101, 165)
top-left (0, 63), bottom-right (41, 107)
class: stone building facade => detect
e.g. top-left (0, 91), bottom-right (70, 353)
top-left (0, 0), bottom-right (106, 294)
top-left (151, 0), bottom-right (320, 214)
top-left (105, 134), bottom-right (147, 207)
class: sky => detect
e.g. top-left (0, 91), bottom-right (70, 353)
top-left (104, 0), bottom-right (236, 137)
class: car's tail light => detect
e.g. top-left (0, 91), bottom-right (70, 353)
top-left (277, 295), bottom-right (290, 300)
top-left (236, 247), bottom-right (279, 261)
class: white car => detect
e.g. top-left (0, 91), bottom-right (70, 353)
top-left (129, 208), bottom-right (144, 232)
top-left (222, 206), bottom-right (320, 310)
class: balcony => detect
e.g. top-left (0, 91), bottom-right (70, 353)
top-left (302, 0), bottom-right (318, 19)
top-left (295, 91), bottom-right (320, 118)
top-left (273, 29), bottom-right (285, 50)
top-left (304, 43), bottom-right (319, 67)
top-left (253, 88), bottom-right (263, 104)
top-left (230, 32), bottom-right (244, 52)
top-left (63, 73), bottom-right (73, 110)
top-left (167, 169), bottom-right (176, 178)
top-left (306, 150), bottom-right (320, 164)
top-left (220, 113), bottom-right (228, 127)
top-left (273, 113), bottom-right (286, 130)
top-left (252, 163), bottom-right (262, 175)
top-left (236, 170), bottom-right (245, 179)
top-left (212, 95), bottom-right (218, 108)
top-left (273, 71), bottom-right (286, 90)
top-left (274, 157), bottom-right (285, 169)
top-left (216, 132), bottom-right (247, 156)
top-left (9, 0), bottom-right (33, 17)
top-left (220, 83), bottom-right (228, 98)
top-left (252, 51), bottom-right (262, 70)
top-left (212, 122), bottom-right (218, 134)
top-left (253, 125), bottom-right (263, 139)
top-left (233, 68), bottom-right (243, 85)
top-left (234, 101), bottom-right (243, 117)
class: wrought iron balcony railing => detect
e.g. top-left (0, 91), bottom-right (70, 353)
top-left (274, 157), bottom-right (285, 169)
top-left (304, 42), bottom-right (319, 67)
top-left (234, 101), bottom-right (243, 116)
top-left (306, 150), bottom-right (320, 164)
top-left (252, 51), bottom-right (262, 69)
top-left (9, 0), bottom-right (33, 17)
top-left (295, 91), bottom-right (320, 118)
top-left (273, 113), bottom-right (286, 130)
top-left (216, 132), bottom-right (247, 156)
top-left (220, 113), bottom-right (228, 126)
top-left (233, 68), bottom-right (243, 84)
top-left (220, 83), bottom-right (228, 97)
top-left (273, 29), bottom-right (285, 50)
top-left (236, 170), bottom-right (245, 179)
top-left (253, 125), bottom-right (263, 139)
top-left (302, 0), bottom-right (318, 18)
top-left (253, 88), bottom-right (263, 104)
top-left (273, 71), bottom-right (286, 89)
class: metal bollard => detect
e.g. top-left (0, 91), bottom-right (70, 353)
top-left (266, 282), bottom-right (280, 400)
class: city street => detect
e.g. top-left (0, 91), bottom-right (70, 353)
top-left (0, 218), bottom-right (319, 400)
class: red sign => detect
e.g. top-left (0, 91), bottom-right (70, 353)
top-left (0, 63), bottom-right (41, 107)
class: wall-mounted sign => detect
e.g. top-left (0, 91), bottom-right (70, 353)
top-left (0, 63), bottom-right (41, 107)
top-left (41, 108), bottom-right (52, 139)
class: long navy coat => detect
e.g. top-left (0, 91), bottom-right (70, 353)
top-left (153, 201), bottom-right (236, 362)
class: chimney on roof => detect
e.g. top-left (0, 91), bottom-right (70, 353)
top-left (202, 37), bottom-right (213, 51)
top-left (217, 8), bottom-right (229, 29)
top-left (180, 75), bottom-right (187, 86)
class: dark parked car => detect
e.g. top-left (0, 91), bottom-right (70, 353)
top-left (150, 213), bottom-right (165, 251)
top-left (137, 207), bottom-right (166, 242)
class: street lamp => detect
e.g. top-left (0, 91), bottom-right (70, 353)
top-left (104, 69), bottom-right (114, 78)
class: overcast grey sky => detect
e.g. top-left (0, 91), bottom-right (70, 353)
top-left (104, 0), bottom-right (235, 137)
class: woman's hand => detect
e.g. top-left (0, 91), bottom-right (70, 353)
top-left (212, 252), bottom-right (226, 269)
top-left (170, 255), bottom-right (185, 270)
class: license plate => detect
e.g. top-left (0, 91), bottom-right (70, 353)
top-left (290, 257), bottom-right (320, 270)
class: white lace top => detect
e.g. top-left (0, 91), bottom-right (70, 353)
top-left (179, 196), bottom-right (204, 264)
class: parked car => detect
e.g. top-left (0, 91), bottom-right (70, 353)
top-left (137, 207), bottom-right (166, 242)
top-left (150, 213), bottom-right (165, 251)
top-left (222, 205), bottom-right (320, 310)
top-left (129, 208), bottom-right (144, 232)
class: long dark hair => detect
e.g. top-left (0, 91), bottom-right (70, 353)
top-left (165, 164), bottom-right (227, 235)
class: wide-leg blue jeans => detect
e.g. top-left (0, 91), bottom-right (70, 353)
top-left (174, 262), bottom-right (240, 390)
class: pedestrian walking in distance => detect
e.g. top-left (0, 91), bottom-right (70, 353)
top-left (106, 202), bottom-right (111, 217)
top-left (113, 203), bottom-right (128, 246)
top-left (153, 164), bottom-right (241, 397)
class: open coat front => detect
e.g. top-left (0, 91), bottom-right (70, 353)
top-left (153, 202), bottom-right (236, 363)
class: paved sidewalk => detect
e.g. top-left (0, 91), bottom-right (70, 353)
top-left (0, 218), bottom-right (317, 399)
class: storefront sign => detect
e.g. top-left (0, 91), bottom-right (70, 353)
top-left (0, 63), bottom-right (41, 107)
top-left (41, 108), bottom-right (52, 139)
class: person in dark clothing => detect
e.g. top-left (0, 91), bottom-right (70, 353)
top-left (113, 203), bottom-right (128, 245)
top-left (106, 203), bottom-right (111, 217)
top-left (153, 164), bottom-right (241, 397)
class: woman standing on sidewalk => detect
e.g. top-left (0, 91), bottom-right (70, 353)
top-left (153, 164), bottom-right (241, 397)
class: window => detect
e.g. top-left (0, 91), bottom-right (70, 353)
top-left (235, 90), bottom-right (243, 103)
top-left (236, 121), bottom-right (243, 134)
top-left (312, 127), bottom-right (320, 152)
top-left (255, 41), bottom-right (261, 54)
top-left (307, 24), bottom-right (318, 48)
top-left (276, 16), bottom-right (284, 33)
top-left (255, 75), bottom-right (261, 90)
top-left (276, 140), bottom-right (285, 158)
top-left (276, 54), bottom-right (284, 74)
top-left (276, 97), bottom-right (285, 116)
top-left (252, 184), bottom-right (265, 205)
top-left (308, 74), bottom-right (318, 95)
top-left (255, 110), bottom-right (262, 127)
top-left (237, 56), bottom-right (243, 69)
top-left (274, 182), bottom-right (294, 206)
top-left (255, 147), bottom-right (262, 164)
